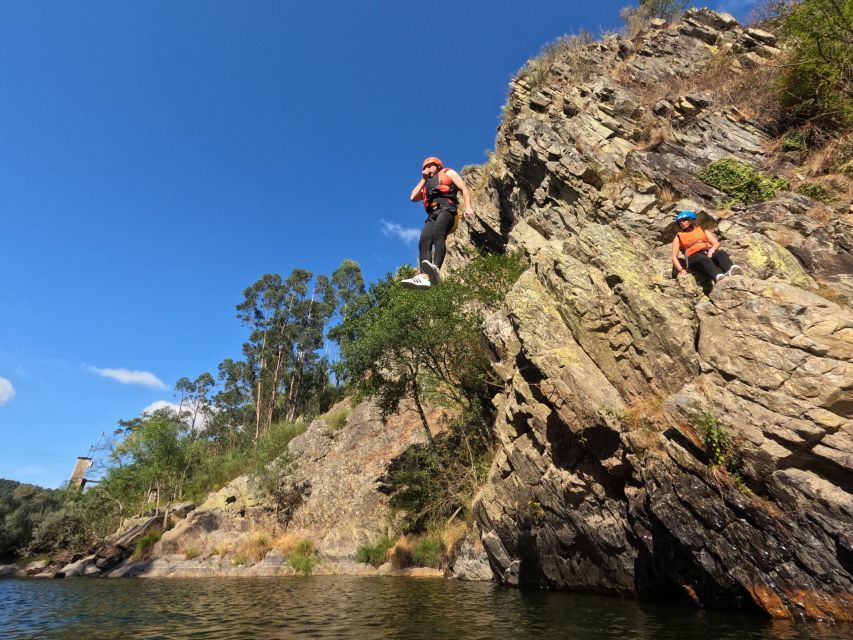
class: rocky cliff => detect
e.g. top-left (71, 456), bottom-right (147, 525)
top-left (448, 8), bottom-right (852, 623)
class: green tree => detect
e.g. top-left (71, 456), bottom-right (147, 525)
top-left (779, 0), bottom-right (853, 130)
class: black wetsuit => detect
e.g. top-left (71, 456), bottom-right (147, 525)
top-left (418, 173), bottom-right (458, 268)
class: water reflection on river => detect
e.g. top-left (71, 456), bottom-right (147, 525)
top-left (0, 576), bottom-right (847, 639)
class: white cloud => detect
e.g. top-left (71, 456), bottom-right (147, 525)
top-left (142, 400), bottom-right (210, 431)
top-left (0, 377), bottom-right (15, 405)
top-left (90, 367), bottom-right (167, 389)
top-left (380, 219), bottom-right (420, 244)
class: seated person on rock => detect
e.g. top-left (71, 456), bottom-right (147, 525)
top-left (671, 210), bottom-right (743, 282)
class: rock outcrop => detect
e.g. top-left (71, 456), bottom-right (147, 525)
top-left (105, 399), bottom-right (453, 578)
top-left (451, 9), bottom-right (852, 622)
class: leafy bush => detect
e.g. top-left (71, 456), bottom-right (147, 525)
top-left (694, 412), bottom-right (746, 489)
top-left (698, 157), bottom-right (789, 204)
top-left (796, 181), bottom-right (836, 203)
top-left (356, 536), bottom-right (394, 566)
top-left (184, 546), bottom-right (200, 560)
top-left (289, 539), bottom-right (317, 576)
top-left (230, 552), bottom-right (247, 566)
top-left (781, 128), bottom-right (813, 151)
top-left (778, 0), bottom-right (853, 131)
top-left (412, 538), bottom-right (443, 567)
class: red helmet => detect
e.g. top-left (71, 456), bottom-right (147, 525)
top-left (422, 156), bottom-right (443, 170)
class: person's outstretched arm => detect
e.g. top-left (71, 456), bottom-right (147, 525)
top-left (446, 169), bottom-right (474, 216)
top-left (672, 237), bottom-right (688, 277)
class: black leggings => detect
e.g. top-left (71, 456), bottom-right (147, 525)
top-left (687, 250), bottom-right (734, 279)
top-left (419, 208), bottom-right (456, 268)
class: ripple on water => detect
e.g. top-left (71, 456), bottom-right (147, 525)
top-left (0, 577), bottom-right (847, 640)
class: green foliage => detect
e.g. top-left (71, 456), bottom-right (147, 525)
top-left (0, 480), bottom-right (62, 561)
top-left (411, 538), bottom-right (443, 567)
top-left (289, 539), bottom-right (317, 575)
top-left (698, 157), bottom-right (789, 204)
top-left (694, 412), bottom-right (746, 490)
top-left (356, 536), bottom-right (394, 566)
top-left (184, 546), bottom-right (201, 560)
top-left (322, 408), bottom-right (349, 432)
top-left (231, 552), bottom-right (247, 566)
top-left (781, 128), bottom-right (814, 151)
top-left (796, 181), bottom-right (837, 203)
top-left (778, 0), bottom-right (853, 131)
top-left (131, 528), bottom-right (163, 561)
top-left (336, 252), bottom-right (525, 534)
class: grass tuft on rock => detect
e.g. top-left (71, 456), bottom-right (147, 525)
top-left (131, 528), bottom-right (162, 561)
top-left (356, 536), bottom-right (394, 567)
top-left (698, 157), bottom-right (789, 205)
top-left (289, 539), bottom-right (317, 576)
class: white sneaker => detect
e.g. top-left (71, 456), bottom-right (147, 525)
top-left (715, 273), bottom-right (726, 282)
top-left (401, 274), bottom-right (431, 290)
top-left (727, 265), bottom-right (743, 276)
top-left (421, 260), bottom-right (441, 285)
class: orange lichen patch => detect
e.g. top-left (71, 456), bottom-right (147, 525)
top-left (745, 584), bottom-right (792, 619)
top-left (783, 590), bottom-right (853, 623)
top-left (681, 583), bottom-right (700, 606)
top-left (746, 585), bottom-right (853, 622)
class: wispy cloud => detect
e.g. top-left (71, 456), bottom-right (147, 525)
top-left (90, 367), bottom-right (167, 389)
top-left (142, 400), bottom-right (210, 431)
top-left (380, 219), bottom-right (420, 244)
top-left (0, 377), bottom-right (15, 405)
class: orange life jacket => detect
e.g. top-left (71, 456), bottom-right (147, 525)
top-left (677, 226), bottom-right (711, 257)
top-left (421, 168), bottom-right (459, 212)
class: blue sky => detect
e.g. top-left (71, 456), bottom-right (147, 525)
top-left (0, 1), bottom-right (758, 488)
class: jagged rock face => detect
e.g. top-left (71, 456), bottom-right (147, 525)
top-left (153, 400), bottom-right (430, 562)
top-left (454, 9), bottom-right (853, 622)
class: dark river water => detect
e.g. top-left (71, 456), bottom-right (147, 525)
top-left (1, 576), bottom-right (849, 640)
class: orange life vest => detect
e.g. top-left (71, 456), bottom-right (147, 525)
top-left (421, 168), bottom-right (459, 212)
top-left (677, 226), bottom-right (711, 256)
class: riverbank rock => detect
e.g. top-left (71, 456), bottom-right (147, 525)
top-left (109, 399), bottom-right (440, 577)
top-left (445, 9), bottom-right (852, 622)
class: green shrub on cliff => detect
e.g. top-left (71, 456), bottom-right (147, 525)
top-left (698, 157), bottom-right (789, 204)
top-left (289, 539), bottom-right (317, 576)
top-left (336, 252), bottom-right (525, 532)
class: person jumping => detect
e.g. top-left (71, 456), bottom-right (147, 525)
top-left (671, 210), bottom-right (743, 283)
top-left (401, 157), bottom-right (474, 289)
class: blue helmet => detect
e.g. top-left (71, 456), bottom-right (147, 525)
top-left (675, 210), bottom-right (697, 222)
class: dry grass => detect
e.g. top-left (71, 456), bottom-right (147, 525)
top-left (438, 520), bottom-right (469, 555)
top-left (272, 532), bottom-right (301, 554)
top-left (516, 31), bottom-right (595, 92)
top-left (616, 49), bottom-right (786, 133)
top-left (622, 393), bottom-right (668, 433)
top-left (389, 536), bottom-right (413, 569)
top-left (803, 133), bottom-right (853, 176)
top-left (239, 530), bottom-right (273, 563)
top-left (639, 119), bottom-right (673, 149)
top-left (657, 184), bottom-right (679, 204)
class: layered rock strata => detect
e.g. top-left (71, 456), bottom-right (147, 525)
top-left (451, 9), bottom-right (852, 622)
